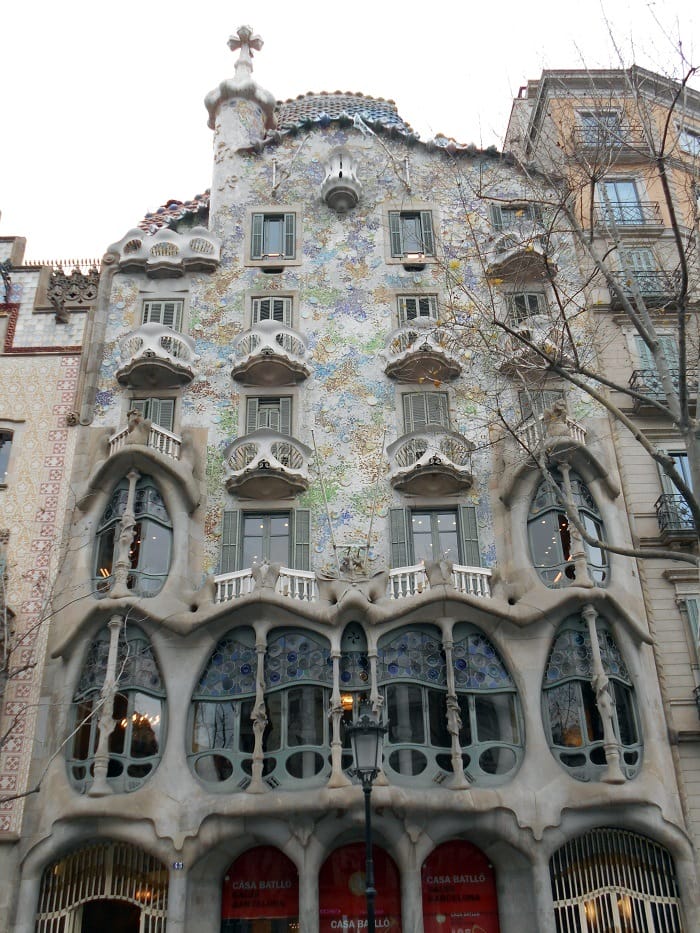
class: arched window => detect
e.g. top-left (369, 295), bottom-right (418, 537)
top-left (451, 623), bottom-right (523, 784)
top-left (94, 475), bottom-right (172, 597)
top-left (528, 469), bottom-right (607, 587)
top-left (263, 629), bottom-right (333, 787)
top-left (188, 628), bottom-right (257, 789)
top-left (550, 828), bottom-right (682, 932)
top-left (378, 626), bottom-right (450, 784)
top-left (69, 626), bottom-right (165, 793)
top-left (543, 617), bottom-right (642, 781)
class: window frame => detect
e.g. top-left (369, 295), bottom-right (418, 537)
top-left (401, 390), bottom-right (450, 433)
top-left (246, 206), bottom-right (302, 268)
top-left (578, 109), bottom-right (622, 146)
top-left (679, 125), bottom-right (700, 157)
top-left (508, 291), bottom-right (547, 326)
top-left (250, 294), bottom-right (294, 327)
top-left (0, 430), bottom-right (14, 486)
top-left (599, 178), bottom-right (645, 225)
top-left (129, 397), bottom-right (176, 433)
top-left (245, 395), bottom-right (293, 436)
top-left (396, 293), bottom-right (439, 325)
top-left (390, 505), bottom-right (481, 568)
top-left (219, 509), bottom-right (311, 573)
top-left (141, 299), bottom-right (184, 332)
top-left (384, 204), bottom-right (438, 265)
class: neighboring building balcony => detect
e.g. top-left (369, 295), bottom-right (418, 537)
top-left (213, 562), bottom-right (492, 605)
top-left (610, 270), bottom-right (680, 309)
top-left (231, 321), bottom-right (310, 386)
top-left (388, 562), bottom-right (492, 600)
top-left (487, 234), bottom-right (555, 281)
top-left (628, 368), bottom-right (697, 411)
top-left (383, 322), bottom-right (462, 383)
top-left (108, 422), bottom-right (182, 461)
top-left (224, 429), bottom-right (311, 499)
top-left (387, 428), bottom-right (474, 495)
top-left (116, 324), bottom-right (198, 388)
top-left (594, 201), bottom-right (662, 230)
top-left (570, 123), bottom-right (646, 155)
top-left (516, 412), bottom-right (587, 451)
top-left (655, 494), bottom-right (696, 544)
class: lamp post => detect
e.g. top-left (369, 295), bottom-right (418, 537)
top-left (345, 707), bottom-right (387, 933)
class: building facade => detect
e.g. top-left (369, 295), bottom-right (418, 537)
top-left (3, 33), bottom-right (699, 933)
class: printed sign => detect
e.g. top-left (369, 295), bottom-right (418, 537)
top-left (421, 840), bottom-right (500, 933)
top-left (319, 842), bottom-right (402, 931)
top-left (222, 846), bottom-right (298, 920)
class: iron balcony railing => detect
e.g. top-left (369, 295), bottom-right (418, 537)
top-left (655, 493), bottom-right (696, 538)
top-left (628, 368), bottom-right (698, 407)
top-left (611, 270), bottom-right (680, 308)
top-left (571, 123), bottom-right (645, 150)
top-left (595, 201), bottom-right (661, 227)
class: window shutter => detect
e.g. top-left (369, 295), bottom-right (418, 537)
top-left (390, 508), bottom-right (411, 567)
top-left (490, 205), bottom-right (504, 231)
top-left (273, 298), bottom-right (287, 324)
top-left (246, 398), bottom-right (260, 435)
top-left (685, 597), bottom-right (700, 646)
top-left (403, 393), bottom-right (424, 433)
top-left (420, 211), bottom-right (435, 255)
top-left (161, 301), bottom-right (181, 331)
top-left (659, 335), bottom-right (679, 368)
top-left (284, 213), bottom-right (296, 259)
top-left (279, 397), bottom-right (292, 436)
top-left (220, 510), bottom-right (240, 573)
top-left (154, 399), bottom-right (175, 432)
top-left (291, 509), bottom-right (310, 570)
top-left (426, 392), bottom-right (449, 427)
top-left (459, 505), bottom-right (481, 567)
top-left (251, 213), bottom-right (264, 260)
top-left (389, 212), bottom-right (403, 257)
top-left (131, 399), bottom-right (148, 418)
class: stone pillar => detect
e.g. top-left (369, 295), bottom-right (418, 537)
top-left (441, 625), bottom-right (469, 789)
top-left (166, 864), bottom-right (187, 933)
top-left (248, 636), bottom-right (268, 793)
top-left (298, 853), bottom-right (319, 933)
top-left (328, 649), bottom-right (350, 787)
top-left (558, 461), bottom-right (593, 587)
top-left (89, 614), bottom-right (123, 797)
top-left (583, 603), bottom-right (625, 784)
top-left (110, 469), bottom-right (139, 597)
top-left (400, 862), bottom-right (424, 933)
top-left (528, 848), bottom-right (558, 933)
top-left (10, 875), bottom-right (41, 933)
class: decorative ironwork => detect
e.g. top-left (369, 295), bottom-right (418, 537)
top-left (595, 201), bottom-right (661, 226)
top-left (656, 493), bottom-right (696, 537)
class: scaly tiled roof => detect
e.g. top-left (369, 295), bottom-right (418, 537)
top-left (275, 92), bottom-right (415, 136)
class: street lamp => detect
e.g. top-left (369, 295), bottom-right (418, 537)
top-left (345, 707), bottom-right (387, 933)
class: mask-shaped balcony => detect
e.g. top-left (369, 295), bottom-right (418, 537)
top-left (487, 234), bottom-right (556, 281)
top-left (387, 428), bottom-right (474, 495)
top-left (110, 226), bottom-right (221, 277)
top-left (116, 324), bottom-right (198, 389)
top-left (383, 321), bottom-right (462, 383)
top-left (516, 410), bottom-right (587, 454)
top-left (224, 429), bottom-right (311, 499)
top-left (231, 321), bottom-right (310, 386)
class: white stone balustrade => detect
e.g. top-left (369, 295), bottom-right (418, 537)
top-left (214, 568), bottom-right (255, 603)
top-left (116, 323), bottom-right (198, 387)
top-left (275, 568), bottom-right (318, 601)
top-left (109, 423), bottom-right (183, 460)
top-left (451, 564), bottom-right (492, 598)
top-left (516, 414), bottom-right (587, 451)
top-left (231, 321), bottom-right (310, 385)
top-left (388, 563), bottom-right (428, 599)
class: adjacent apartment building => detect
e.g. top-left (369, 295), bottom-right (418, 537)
top-left (1, 32), bottom-right (698, 933)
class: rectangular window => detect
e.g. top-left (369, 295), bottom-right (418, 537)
top-left (389, 211), bottom-right (435, 258)
top-left (509, 293), bottom-right (545, 325)
top-left (490, 203), bottom-right (540, 232)
top-left (634, 334), bottom-right (679, 371)
top-left (251, 296), bottom-right (293, 326)
top-left (246, 396), bottom-right (292, 435)
top-left (0, 432), bottom-right (12, 484)
top-left (219, 509), bottom-right (310, 572)
top-left (397, 294), bottom-right (438, 324)
top-left (402, 392), bottom-right (449, 433)
top-left (251, 213), bottom-right (296, 261)
top-left (389, 505), bottom-right (481, 568)
top-left (142, 299), bottom-right (183, 331)
top-left (679, 127), bottom-right (700, 157)
top-left (601, 179), bottom-right (644, 224)
top-left (684, 597), bottom-right (700, 647)
top-left (518, 389), bottom-right (565, 421)
top-left (580, 111), bottom-right (621, 146)
top-left (130, 398), bottom-right (175, 432)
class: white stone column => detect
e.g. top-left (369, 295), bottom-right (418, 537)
top-left (110, 468), bottom-right (139, 597)
top-left (166, 864), bottom-right (187, 932)
top-left (328, 649), bottom-right (350, 787)
top-left (442, 628), bottom-right (469, 789)
top-left (248, 635), bottom-right (268, 793)
top-left (10, 875), bottom-right (42, 933)
top-left (88, 614), bottom-right (123, 797)
top-left (527, 848), bottom-right (558, 933)
top-left (583, 603), bottom-right (625, 784)
top-left (400, 862), bottom-right (424, 933)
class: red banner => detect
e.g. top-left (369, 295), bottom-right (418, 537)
top-left (421, 840), bottom-right (500, 933)
top-left (319, 842), bottom-right (402, 931)
top-left (222, 846), bottom-right (298, 919)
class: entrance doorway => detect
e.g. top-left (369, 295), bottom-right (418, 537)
top-left (81, 900), bottom-right (141, 932)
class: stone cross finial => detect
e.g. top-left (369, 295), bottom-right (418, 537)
top-left (228, 25), bottom-right (263, 83)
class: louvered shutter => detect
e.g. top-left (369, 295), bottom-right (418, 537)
top-left (426, 392), bottom-right (449, 427)
top-left (403, 393), bottom-right (425, 432)
top-left (685, 597), bottom-right (700, 646)
top-left (420, 211), bottom-right (435, 255)
top-left (291, 509), bottom-right (310, 570)
top-left (389, 212), bottom-right (403, 257)
top-left (220, 510), bottom-right (240, 573)
top-left (279, 397), bottom-right (291, 436)
top-left (284, 213), bottom-right (296, 259)
top-left (390, 508), bottom-right (411, 567)
top-left (490, 205), bottom-right (504, 231)
top-left (459, 505), bottom-right (481, 567)
top-left (161, 301), bottom-right (181, 331)
top-left (246, 398), bottom-right (260, 434)
top-left (153, 399), bottom-right (175, 432)
top-left (251, 213), bottom-right (265, 260)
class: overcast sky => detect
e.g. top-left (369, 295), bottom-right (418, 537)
top-left (1, 0), bottom-right (697, 262)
